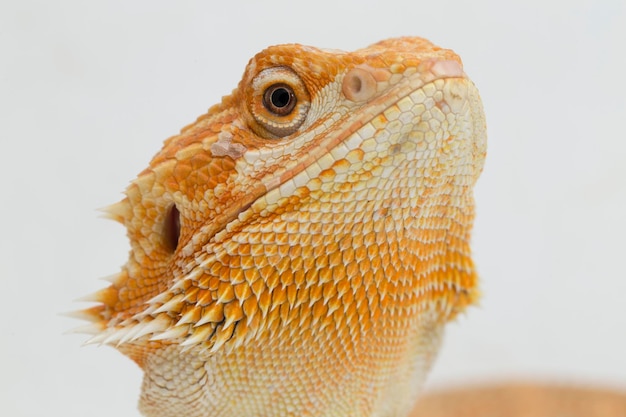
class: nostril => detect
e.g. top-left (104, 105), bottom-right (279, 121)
top-left (163, 204), bottom-right (181, 253)
top-left (342, 67), bottom-right (377, 102)
top-left (348, 75), bottom-right (362, 94)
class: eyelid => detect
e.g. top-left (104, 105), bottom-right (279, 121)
top-left (246, 66), bottom-right (310, 139)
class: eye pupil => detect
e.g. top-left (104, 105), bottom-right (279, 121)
top-left (271, 88), bottom-right (291, 108)
top-left (263, 84), bottom-right (297, 116)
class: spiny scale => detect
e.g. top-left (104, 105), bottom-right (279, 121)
top-left (75, 37), bottom-right (486, 417)
top-left (98, 199), bottom-right (130, 224)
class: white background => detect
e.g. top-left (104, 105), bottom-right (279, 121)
top-left (1, 0), bottom-right (625, 416)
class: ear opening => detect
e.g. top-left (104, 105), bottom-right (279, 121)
top-left (163, 204), bottom-right (181, 253)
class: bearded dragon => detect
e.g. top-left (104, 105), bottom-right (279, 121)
top-left (77, 36), bottom-right (484, 416)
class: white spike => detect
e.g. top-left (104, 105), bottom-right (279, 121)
top-left (170, 279), bottom-right (188, 292)
top-left (175, 308), bottom-right (199, 327)
top-left (180, 325), bottom-right (214, 348)
top-left (194, 313), bottom-right (214, 328)
top-left (117, 323), bottom-right (144, 345)
top-left (99, 273), bottom-right (121, 283)
top-left (60, 309), bottom-right (99, 322)
top-left (209, 332), bottom-right (229, 353)
top-left (64, 323), bottom-right (102, 335)
top-left (83, 329), bottom-right (114, 346)
top-left (74, 291), bottom-right (102, 303)
top-left (74, 286), bottom-right (115, 304)
top-left (129, 315), bottom-right (172, 342)
top-left (150, 325), bottom-right (188, 341)
top-left (103, 327), bottom-right (132, 345)
top-left (179, 336), bottom-right (201, 348)
top-left (194, 303), bottom-right (224, 327)
top-left (98, 200), bottom-right (130, 223)
top-left (152, 294), bottom-right (184, 315)
top-left (131, 305), bottom-right (157, 322)
top-left (147, 291), bottom-right (172, 305)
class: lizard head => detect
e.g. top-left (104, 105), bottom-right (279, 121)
top-left (77, 37), bottom-right (486, 408)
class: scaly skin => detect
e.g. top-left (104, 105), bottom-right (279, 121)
top-left (412, 384), bottom-right (626, 417)
top-left (79, 37), bottom-right (487, 416)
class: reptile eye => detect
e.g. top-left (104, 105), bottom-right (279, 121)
top-left (163, 204), bottom-right (181, 253)
top-left (263, 84), bottom-right (296, 116)
top-left (247, 67), bottom-right (310, 138)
